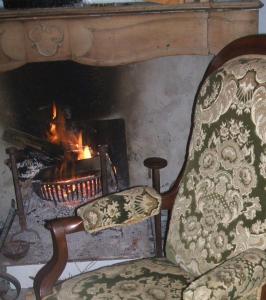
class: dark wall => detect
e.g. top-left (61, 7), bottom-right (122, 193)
top-left (1, 61), bottom-right (117, 136)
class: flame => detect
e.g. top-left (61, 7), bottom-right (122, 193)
top-left (49, 123), bottom-right (58, 143)
top-left (47, 102), bottom-right (93, 161)
top-left (52, 102), bottom-right (57, 120)
top-left (83, 146), bottom-right (92, 159)
top-left (76, 132), bottom-right (92, 160)
top-left (48, 103), bottom-right (59, 143)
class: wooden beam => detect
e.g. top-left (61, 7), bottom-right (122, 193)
top-left (208, 10), bottom-right (259, 54)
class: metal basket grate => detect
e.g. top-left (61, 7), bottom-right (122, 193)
top-left (33, 173), bottom-right (102, 206)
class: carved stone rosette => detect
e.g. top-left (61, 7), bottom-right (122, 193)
top-left (28, 23), bottom-right (64, 57)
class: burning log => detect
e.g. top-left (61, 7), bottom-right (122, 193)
top-left (4, 103), bottom-right (120, 208)
top-left (47, 102), bottom-right (94, 161)
top-left (3, 127), bottom-right (64, 159)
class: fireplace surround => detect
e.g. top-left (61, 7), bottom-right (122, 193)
top-left (0, 0), bottom-right (260, 71)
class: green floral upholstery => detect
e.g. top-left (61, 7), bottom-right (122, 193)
top-left (183, 248), bottom-right (266, 300)
top-left (44, 258), bottom-right (194, 300)
top-left (166, 55), bottom-right (266, 276)
top-left (42, 55), bottom-right (266, 300)
top-left (77, 187), bottom-right (161, 233)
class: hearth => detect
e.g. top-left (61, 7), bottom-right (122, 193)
top-left (33, 158), bottom-right (104, 205)
top-left (24, 101), bottom-right (126, 206)
top-left (2, 61), bottom-right (129, 206)
top-left (0, 60), bottom-right (159, 266)
top-left (4, 116), bottom-right (128, 208)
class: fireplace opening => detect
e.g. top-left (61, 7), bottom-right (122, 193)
top-left (31, 116), bottom-right (129, 206)
top-left (0, 59), bottom-right (158, 264)
top-left (2, 62), bottom-right (130, 209)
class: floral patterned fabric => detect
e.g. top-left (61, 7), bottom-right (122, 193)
top-left (183, 248), bottom-right (266, 300)
top-left (43, 258), bottom-right (194, 300)
top-left (77, 187), bottom-right (161, 233)
top-left (166, 55), bottom-right (266, 276)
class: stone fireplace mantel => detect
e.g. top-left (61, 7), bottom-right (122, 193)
top-left (0, 1), bottom-right (261, 71)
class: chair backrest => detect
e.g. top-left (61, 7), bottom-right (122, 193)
top-left (166, 53), bottom-right (266, 276)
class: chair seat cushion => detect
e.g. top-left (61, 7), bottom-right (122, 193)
top-left (44, 258), bottom-right (194, 300)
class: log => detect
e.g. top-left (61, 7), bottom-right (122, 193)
top-left (2, 127), bottom-right (64, 159)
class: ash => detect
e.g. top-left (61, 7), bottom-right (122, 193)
top-left (17, 158), bottom-right (44, 179)
top-left (2, 184), bottom-right (156, 265)
top-left (16, 150), bottom-right (55, 180)
top-left (25, 190), bottom-right (76, 225)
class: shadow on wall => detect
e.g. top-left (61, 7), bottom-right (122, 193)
top-left (260, 0), bottom-right (266, 33)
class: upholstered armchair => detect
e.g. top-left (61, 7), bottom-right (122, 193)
top-left (34, 35), bottom-right (266, 300)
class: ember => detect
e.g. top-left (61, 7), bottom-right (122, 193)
top-left (39, 174), bottom-right (102, 206)
top-left (4, 109), bottom-right (127, 207)
top-left (30, 102), bottom-right (110, 206)
top-left (33, 152), bottom-right (106, 206)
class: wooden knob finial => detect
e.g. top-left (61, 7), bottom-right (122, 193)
top-left (143, 157), bottom-right (167, 170)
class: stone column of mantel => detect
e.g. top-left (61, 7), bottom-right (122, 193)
top-left (0, 1), bottom-right (261, 72)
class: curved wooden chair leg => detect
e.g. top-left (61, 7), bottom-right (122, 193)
top-left (34, 216), bottom-right (84, 300)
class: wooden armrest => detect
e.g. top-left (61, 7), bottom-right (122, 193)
top-left (160, 172), bottom-right (183, 210)
top-left (161, 189), bottom-right (177, 210)
top-left (34, 216), bottom-right (84, 300)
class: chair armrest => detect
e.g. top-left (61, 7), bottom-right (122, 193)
top-left (34, 186), bottom-right (161, 299)
top-left (77, 186), bottom-right (161, 233)
top-left (34, 216), bottom-right (84, 300)
top-left (183, 248), bottom-right (266, 300)
top-left (160, 162), bottom-right (185, 211)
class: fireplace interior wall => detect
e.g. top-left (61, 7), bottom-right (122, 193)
top-left (0, 54), bottom-right (211, 221)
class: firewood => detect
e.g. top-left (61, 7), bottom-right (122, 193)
top-left (2, 127), bottom-right (64, 159)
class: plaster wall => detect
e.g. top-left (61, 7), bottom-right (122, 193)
top-left (259, 0), bottom-right (266, 33)
top-left (0, 81), bottom-right (18, 224)
top-left (0, 133), bottom-right (15, 222)
top-left (113, 56), bottom-right (211, 189)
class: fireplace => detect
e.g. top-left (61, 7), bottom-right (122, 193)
top-left (0, 61), bottom-right (158, 264)
top-left (2, 61), bottom-right (130, 208)
top-left (0, 1), bottom-right (260, 265)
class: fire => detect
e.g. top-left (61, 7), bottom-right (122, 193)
top-left (52, 102), bottom-right (57, 120)
top-left (47, 102), bottom-right (93, 161)
top-left (76, 132), bottom-right (92, 160)
top-left (48, 103), bottom-right (59, 143)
